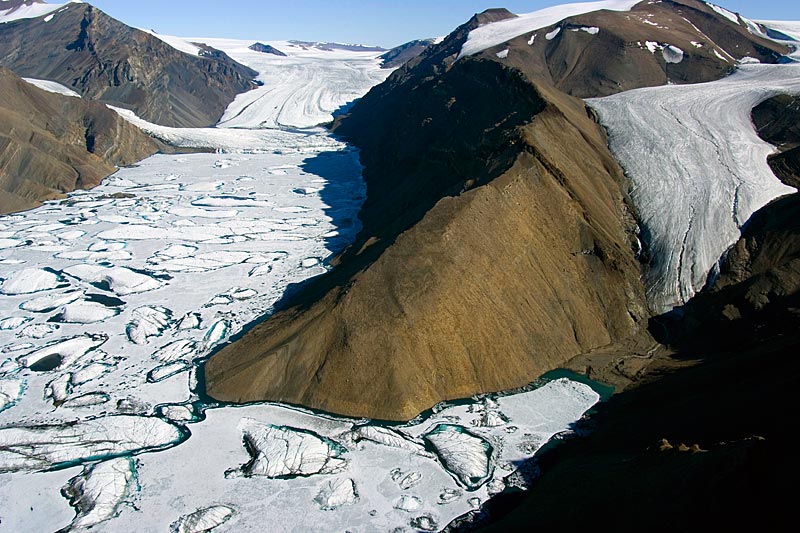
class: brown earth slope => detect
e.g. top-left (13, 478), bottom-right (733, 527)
top-left (0, 2), bottom-right (258, 127)
top-left (205, 10), bottom-right (649, 421)
top-left (0, 67), bottom-right (161, 214)
top-left (471, 94), bottom-right (800, 532)
top-left (205, 3), bottom-right (790, 421)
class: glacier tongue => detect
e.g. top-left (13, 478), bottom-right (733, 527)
top-left (60, 457), bottom-right (137, 531)
top-left (587, 62), bottom-right (800, 313)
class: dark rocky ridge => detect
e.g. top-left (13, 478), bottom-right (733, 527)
top-left (248, 42), bottom-right (287, 56)
top-left (469, 93), bottom-right (800, 532)
top-left (0, 3), bottom-right (258, 127)
top-left (0, 66), bottom-right (162, 214)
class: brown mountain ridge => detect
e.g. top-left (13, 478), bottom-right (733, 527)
top-left (0, 66), bottom-right (162, 214)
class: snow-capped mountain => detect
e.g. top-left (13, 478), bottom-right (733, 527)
top-left (206, 0), bottom-right (799, 419)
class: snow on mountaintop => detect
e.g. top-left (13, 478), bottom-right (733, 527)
top-left (0, 0), bottom-right (79, 24)
top-left (22, 77), bottom-right (80, 97)
top-left (140, 29), bottom-right (203, 56)
top-left (705, 2), bottom-right (739, 24)
top-left (459, 0), bottom-right (639, 58)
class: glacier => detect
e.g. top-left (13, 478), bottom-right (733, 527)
top-left (588, 58), bottom-right (800, 312)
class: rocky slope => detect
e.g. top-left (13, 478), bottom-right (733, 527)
top-left (0, 67), bottom-right (161, 214)
top-left (0, 2), bottom-right (258, 127)
top-left (470, 93), bottom-right (800, 532)
top-left (205, 9), bottom-right (650, 421)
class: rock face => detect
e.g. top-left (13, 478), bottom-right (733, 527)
top-left (753, 94), bottom-right (800, 188)
top-left (0, 3), bottom-right (258, 127)
top-left (0, 67), bottom-right (161, 214)
top-left (205, 9), bottom-right (648, 421)
top-left (248, 42), bottom-right (287, 56)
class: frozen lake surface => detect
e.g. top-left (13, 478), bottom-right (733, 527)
top-left (0, 40), bottom-right (600, 532)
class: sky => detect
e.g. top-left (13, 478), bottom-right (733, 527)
top-left (86, 1), bottom-right (800, 48)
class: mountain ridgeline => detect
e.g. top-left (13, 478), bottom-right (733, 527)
top-left (204, 0), bottom-right (792, 421)
top-left (0, 2), bottom-right (258, 127)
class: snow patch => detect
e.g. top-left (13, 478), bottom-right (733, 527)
top-left (22, 78), bottom-right (81, 98)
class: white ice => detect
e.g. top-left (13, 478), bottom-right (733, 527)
top-left (199, 38), bottom-right (392, 129)
top-left (314, 478), bottom-right (358, 510)
top-left (60, 457), bottom-right (137, 530)
top-left (1, 268), bottom-right (61, 295)
top-left (22, 77), bottom-right (81, 97)
top-left (459, 0), bottom-right (639, 58)
top-left (0, 415), bottom-right (183, 473)
top-left (235, 418), bottom-right (348, 478)
top-left (170, 505), bottom-right (235, 533)
top-left (588, 60), bottom-right (800, 312)
top-left (425, 425), bottom-right (492, 490)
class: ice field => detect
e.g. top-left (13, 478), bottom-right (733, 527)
top-left (0, 24), bottom-right (602, 532)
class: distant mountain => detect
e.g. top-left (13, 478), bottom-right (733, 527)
top-left (205, 1), bottom-right (793, 421)
top-left (0, 67), bottom-right (161, 214)
top-left (248, 42), bottom-right (287, 56)
top-left (287, 40), bottom-right (386, 53)
top-left (0, 2), bottom-right (258, 127)
top-left (379, 38), bottom-right (438, 68)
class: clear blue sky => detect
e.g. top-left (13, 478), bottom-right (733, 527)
top-left (87, 1), bottom-right (800, 48)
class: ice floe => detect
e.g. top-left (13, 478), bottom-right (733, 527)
top-left (1, 268), bottom-right (62, 295)
top-left (314, 478), bottom-right (358, 510)
top-left (170, 505), bottom-right (235, 533)
top-left (0, 415), bottom-right (184, 473)
top-left (18, 334), bottom-right (107, 371)
top-left (234, 419), bottom-right (348, 478)
top-left (60, 457), bottom-right (138, 530)
top-left (425, 425), bottom-right (493, 490)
